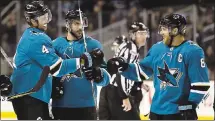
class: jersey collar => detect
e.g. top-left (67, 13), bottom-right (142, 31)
top-left (28, 27), bottom-right (45, 33)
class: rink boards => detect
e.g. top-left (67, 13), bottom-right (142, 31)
top-left (1, 80), bottom-right (214, 120)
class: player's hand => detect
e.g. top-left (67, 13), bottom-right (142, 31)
top-left (80, 48), bottom-right (104, 68)
top-left (178, 102), bottom-right (198, 120)
top-left (122, 98), bottom-right (132, 112)
top-left (0, 75), bottom-right (13, 96)
top-left (107, 57), bottom-right (128, 75)
top-left (82, 67), bottom-right (103, 83)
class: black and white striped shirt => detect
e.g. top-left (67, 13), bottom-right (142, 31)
top-left (110, 40), bottom-right (140, 95)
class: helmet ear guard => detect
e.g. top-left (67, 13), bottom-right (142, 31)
top-left (65, 20), bottom-right (70, 29)
top-left (170, 28), bottom-right (179, 36)
top-left (65, 21), bottom-right (71, 32)
top-left (180, 26), bottom-right (186, 35)
top-left (170, 26), bottom-right (186, 36)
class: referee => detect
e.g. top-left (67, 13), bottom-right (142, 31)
top-left (99, 22), bottom-right (150, 120)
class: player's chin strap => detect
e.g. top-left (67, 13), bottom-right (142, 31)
top-left (168, 36), bottom-right (174, 47)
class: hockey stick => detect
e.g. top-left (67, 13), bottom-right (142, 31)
top-left (0, 46), bottom-right (50, 100)
top-left (0, 46), bottom-right (14, 69)
top-left (78, 1), bottom-right (87, 52)
top-left (78, 0), bottom-right (97, 108)
top-left (6, 66), bottom-right (50, 100)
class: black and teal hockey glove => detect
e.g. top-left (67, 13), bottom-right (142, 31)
top-left (107, 57), bottom-right (128, 75)
top-left (82, 67), bottom-right (103, 83)
top-left (80, 48), bottom-right (104, 68)
top-left (51, 77), bottom-right (64, 100)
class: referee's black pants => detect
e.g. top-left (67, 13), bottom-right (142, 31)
top-left (11, 95), bottom-right (51, 120)
top-left (99, 84), bottom-right (141, 120)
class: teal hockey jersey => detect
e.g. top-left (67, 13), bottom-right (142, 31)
top-left (122, 40), bottom-right (210, 114)
top-left (10, 27), bottom-right (80, 103)
top-left (52, 36), bottom-right (110, 108)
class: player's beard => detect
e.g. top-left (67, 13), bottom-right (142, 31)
top-left (163, 35), bottom-right (171, 45)
top-left (73, 30), bottom-right (83, 39)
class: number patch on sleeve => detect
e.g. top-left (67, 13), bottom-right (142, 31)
top-left (42, 45), bottom-right (49, 53)
top-left (200, 58), bottom-right (205, 68)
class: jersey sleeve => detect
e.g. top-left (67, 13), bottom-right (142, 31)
top-left (88, 38), bottom-right (103, 51)
top-left (27, 38), bottom-right (80, 77)
top-left (90, 39), bottom-right (110, 86)
top-left (121, 49), bottom-right (153, 82)
top-left (95, 68), bottom-right (111, 86)
top-left (52, 38), bottom-right (65, 57)
top-left (187, 48), bottom-right (210, 105)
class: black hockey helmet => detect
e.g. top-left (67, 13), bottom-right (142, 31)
top-left (129, 22), bottom-right (149, 40)
top-left (24, 0), bottom-right (52, 24)
top-left (159, 14), bottom-right (187, 36)
top-left (65, 10), bottom-right (88, 27)
top-left (129, 22), bottom-right (149, 33)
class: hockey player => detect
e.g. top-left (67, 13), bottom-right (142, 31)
top-left (9, 1), bottom-right (104, 120)
top-left (99, 22), bottom-right (149, 120)
top-left (51, 10), bottom-right (110, 120)
top-left (107, 14), bottom-right (210, 120)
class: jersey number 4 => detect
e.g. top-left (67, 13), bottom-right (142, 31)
top-left (42, 45), bottom-right (49, 53)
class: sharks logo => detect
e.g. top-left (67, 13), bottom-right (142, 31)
top-left (63, 46), bottom-right (83, 80)
top-left (62, 70), bottom-right (83, 82)
top-left (64, 47), bottom-right (74, 59)
top-left (157, 61), bottom-right (183, 89)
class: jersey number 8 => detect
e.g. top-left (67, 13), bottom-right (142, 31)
top-left (200, 58), bottom-right (205, 68)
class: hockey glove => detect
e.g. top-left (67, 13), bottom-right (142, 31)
top-left (178, 102), bottom-right (198, 120)
top-left (51, 77), bottom-right (64, 100)
top-left (80, 48), bottom-right (104, 68)
top-left (0, 75), bottom-right (13, 96)
top-left (107, 57), bottom-right (128, 75)
top-left (82, 67), bottom-right (104, 83)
